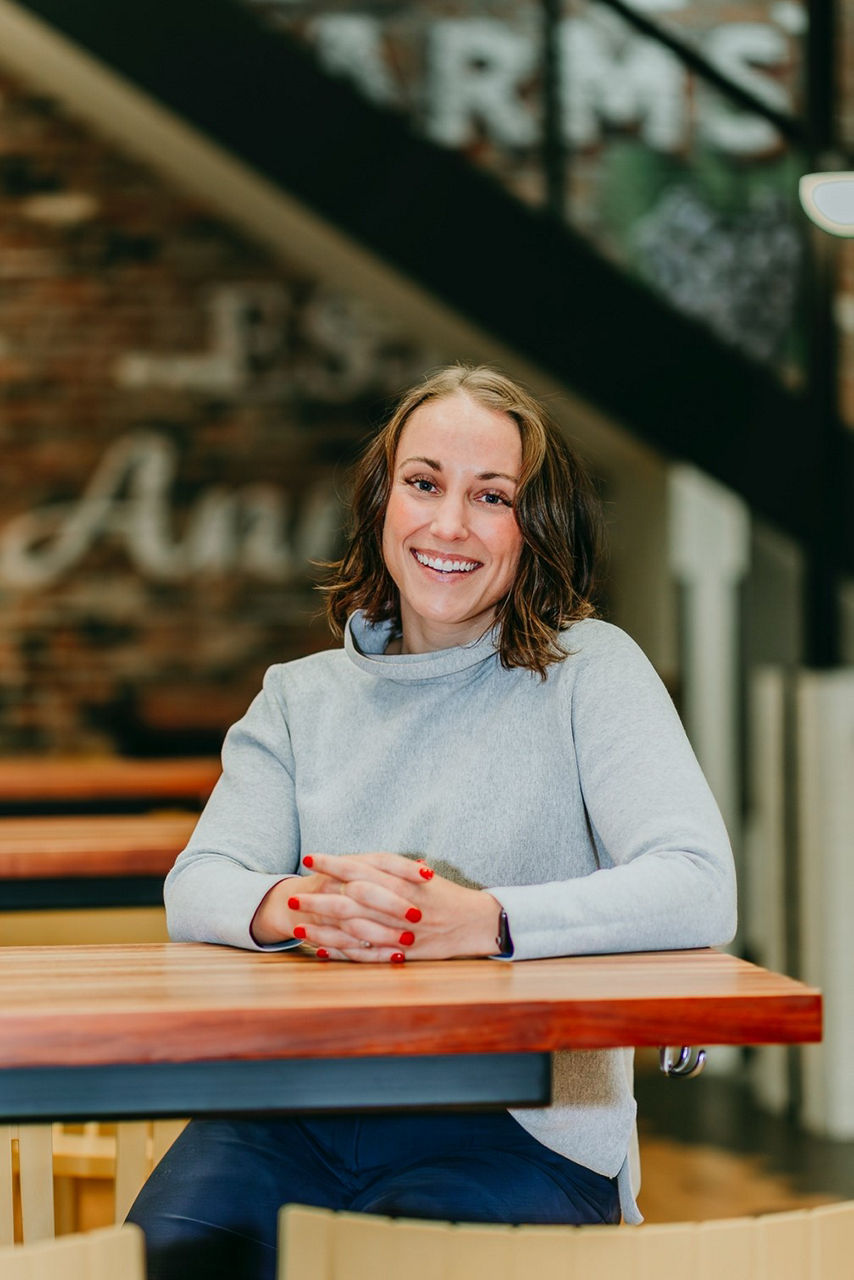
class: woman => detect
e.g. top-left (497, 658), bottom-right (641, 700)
top-left (129, 365), bottom-right (736, 1279)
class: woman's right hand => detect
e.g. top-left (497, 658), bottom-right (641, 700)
top-left (250, 872), bottom-right (336, 946)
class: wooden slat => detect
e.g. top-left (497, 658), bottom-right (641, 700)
top-left (695, 1217), bottom-right (756, 1280)
top-left (17, 1125), bottom-right (54, 1242)
top-left (113, 1123), bottom-right (149, 1224)
top-left (0, 814), bottom-right (197, 880)
top-left (810, 1201), bottom-right (854, 1280)
top-left (279, 1205), bottom-right (333, 1280)
top-left (445, 1223), bottom-right (515, 1280)
top-left (634, 1221), bottom-right (697, 1275)
top-left (0, 758), bottom-right (219, 806)
top-left (387, 1221), bottom-right (452, 1280)
top-left (331, 1212), bottom-right (400, 1280)
top-left (0, 1126), bottom-right (14, 1246)
top-left (562, 1224), bottom-right (634, 1278)
top-left (755, 1209), bottom-right (810, 1280)
top-left (0, 946), bottom-right (822, 1070)
top-left (509, 1225), bottom-right (577, 1280)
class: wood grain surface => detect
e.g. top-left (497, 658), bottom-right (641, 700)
top-left (0, 946), bottom-right (822, 1069)
top-left (0, 814), bottom-right (197, 879)
top-left (0, 758), bottom-right (220, 806)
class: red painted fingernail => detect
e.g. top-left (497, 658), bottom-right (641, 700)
top-left (316, 948), bottom-right (329, 960)
top-left (288, 897), bottom-right (300, 910)
top-left (419, 866), bottom-right (434, 880)
top-left (398, 931), bottom-right (415, 946)
top-left (293, 926), bottom-right (307, 939)
top-left (302, 855), bottom-right (314, 868)
top-left (405, 907), bottom-right (422, 924)
top-left (390, 952), bottom-right (406, 964)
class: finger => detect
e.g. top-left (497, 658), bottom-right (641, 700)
top-left (290, 888), bottom-right (419, 930)
top-left (292, 917), bottom-right (418, 951)
top-left (338, 946), bottom-right (408, 965)
top-left (303, 852), bottom-right (431, 886)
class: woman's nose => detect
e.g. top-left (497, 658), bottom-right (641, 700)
top-left (430, 492), bottom-right (468, 540)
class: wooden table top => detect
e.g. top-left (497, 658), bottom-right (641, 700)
top-left (0, 757), bottom-right (220, 806)
top-left (0, 945), bottom-right (821, 1070)
top-left (0, 813), bottom-right (197, 879)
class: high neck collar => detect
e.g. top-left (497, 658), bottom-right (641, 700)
top-left (344, 611), bottom-right (499, 683)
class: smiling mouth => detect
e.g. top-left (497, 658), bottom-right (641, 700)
top-left (412, 549), bottom-right (482, 574)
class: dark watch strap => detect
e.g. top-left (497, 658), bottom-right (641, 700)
top-left (495, 907), bottom-right (514, 957)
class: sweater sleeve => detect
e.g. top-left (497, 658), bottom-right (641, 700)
top-left (164, 666), bottom-right (302, 950)
top-left (490, 625), bottom-right (737, 961)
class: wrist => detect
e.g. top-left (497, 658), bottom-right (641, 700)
top-left (478, 892), bottom-right (511, 958)
top-left (250, 876), bottom-right (300, 946)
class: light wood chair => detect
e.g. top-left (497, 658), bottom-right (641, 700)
top-left (0, 1223), bottom-right (145, 1280)
top-left (3, 1119), bottom-right (187, 1242)
top-left (52, 1119), bottom-right (188, 1233)
top-left (277, 1200), bottom-right (854, 1280)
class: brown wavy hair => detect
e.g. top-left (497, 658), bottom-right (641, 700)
top-left (324, 365), bottom-right (603, 677)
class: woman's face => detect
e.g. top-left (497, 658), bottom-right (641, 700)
top-left (381, 390), bottom-right (523, 653)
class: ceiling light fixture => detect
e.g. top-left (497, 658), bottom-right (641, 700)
top-left (799, 172), bottom-right (854, 237)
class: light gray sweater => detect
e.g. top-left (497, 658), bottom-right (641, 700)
top-left (165, 612), bottom-right (737, 1222)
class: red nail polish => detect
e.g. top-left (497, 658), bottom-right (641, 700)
top-left (288, 897), bottom-right (300, 910)
top-left (293, 926), bottom-right (307, 939)
top-left (405, 907), bottom-right (422, 924)
top-left (390, 952), bottom-right (406, 964)
top-left (316, 948), bottom-right (329, 960)
top-left (302, 855), bottom-right (314, 868)
top-left (419, 866), bottom-right (434, 880)
top-left (398, 930), bottom-right (415, 946)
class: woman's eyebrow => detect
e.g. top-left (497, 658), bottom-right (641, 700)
top-left (400, 456), bottom-right (517, 482)
top-left (400, 455), bottom-right (442, 470)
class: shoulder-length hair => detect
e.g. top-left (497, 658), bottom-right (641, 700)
top-left (324, 365), bottom-right (603, 678)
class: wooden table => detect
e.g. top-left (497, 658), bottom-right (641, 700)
top-left (0, 945), bottom-right (821, 1123)
top-left (0, 757), bottom-right (220, 815)
top-left (0, 813), bottom-right (197, 910)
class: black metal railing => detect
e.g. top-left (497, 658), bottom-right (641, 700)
top-left (246, 1), bottom-right (810, 381)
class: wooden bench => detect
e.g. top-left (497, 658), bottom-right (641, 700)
top-left (0, 757), bottom-right (220, 815)
top-left (0, 756), bottom-right (217, 913)
top-left (0, 812), bottom-right (198, 910)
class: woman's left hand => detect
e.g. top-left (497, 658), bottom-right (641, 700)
top-left (288, 851), bottom-right (502, 963)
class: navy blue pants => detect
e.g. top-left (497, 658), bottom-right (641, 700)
top-left (127, 1112), bottom-right (620, 1280)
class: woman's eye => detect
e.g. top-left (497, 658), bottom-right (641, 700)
top-left (406, 476), bottom-right (437, 494)
top-left (480, 491), bottom-right (512, 507)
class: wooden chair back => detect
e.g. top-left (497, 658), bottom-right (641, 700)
top-left (0, 1223), bottom-right (145, 1280)
top-left (2, 1119), bottom-right (186, 1243)
top-left (278, 1200), bottom-right (854, 1280)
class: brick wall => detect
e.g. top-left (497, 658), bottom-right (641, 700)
top-left (0, 68), bottom-right (434, 755)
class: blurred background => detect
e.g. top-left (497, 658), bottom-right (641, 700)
top-left (0, 0), bottom-right (852, 1224)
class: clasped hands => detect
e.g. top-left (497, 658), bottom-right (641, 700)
top-left (250, 851), bottom-right (502, 964)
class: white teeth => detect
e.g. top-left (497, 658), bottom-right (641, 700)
top-left (414, 551), bottom-right (479, 573)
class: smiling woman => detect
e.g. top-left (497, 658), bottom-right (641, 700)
top-left (325, 364), bottom-right (601, 674)
top-left (129, 365), bottom-right (737, 1280)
